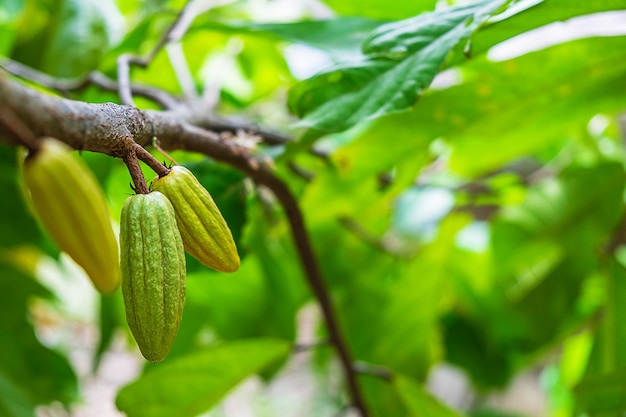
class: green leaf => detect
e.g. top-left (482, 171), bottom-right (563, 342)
top-left (192, 17), bottom-right (385, 56)
top-left (448, 37), bottom-right (626, 176)
top-left (394, 374), bottom-right (463, 417)
top-left (574, 368), bottom-right (626, 417)
top-left (0, 373), bottom-right (36, 417)
top-left (492, 162), bottom-right (626, 283)
top-left (472, 0), bottom-right (626, 57)
top-left (115, 339), bottom-right (291, 417)
top-left (290, 0), bottom-right (510, 132)
top-left (40, 0), bottom-right (122, 77)
top-left (320, 0), bottom-right (436, 20)
top-left (585, 261), bottom-right (626, 376)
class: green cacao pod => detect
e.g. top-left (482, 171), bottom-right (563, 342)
top-left (120, 191), bottom-right (186, 362)
top-left (150, 165), bottom-right (240, 273)
top-left (22, 138), bottom-right (119, 293)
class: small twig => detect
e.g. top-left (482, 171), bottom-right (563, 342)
top-left (338, 216), bottom-right (414, 258)
top-left (353, 362), bottom-right (394, 381)
top-left (287, 161), bottom-right (315, 182)
top-left (133, 143), bottom-right (170, 178)
top-left (117, 0), bottom-right (197, 106)
top-left (166, 43), bottom-right (198, 101)
top-left (123, 148), bottom-right (149, 194)
top-left (292, 339), bottom-right (331, 353)
top-left (152, 137), bottom-right (179, 166)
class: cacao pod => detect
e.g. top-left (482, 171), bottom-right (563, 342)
top-left (120, 191), bottom-right (186, 362)
top-left (150, 165), bottom-right (240, 273)
top-left (22, 138), bottom-right (119, 293)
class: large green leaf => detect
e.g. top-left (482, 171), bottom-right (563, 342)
top-left (472, 0), bottom-right (626, 57)
top-left (448, 37), bottom-right (626, 176)
top-left (316, 36), bottom-right (626, 180)
top-left (115, 339), bottom-right (291, 417)
top-left (289, 0), bottom-right (511, 132)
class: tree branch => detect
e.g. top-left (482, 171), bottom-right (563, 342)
top-left (117, 0), bottom-right (197, 106)
top-left (0, 58), bottom-right (179, 109)
top-left (0, 73), bottom-right (370, 417)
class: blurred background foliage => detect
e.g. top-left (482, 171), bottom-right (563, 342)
top-left (1, 0), bottom-right (626, 416)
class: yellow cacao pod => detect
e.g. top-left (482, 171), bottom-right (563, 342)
top-left (22, 138), bottom-right (119, 293)
top-left (150, 165), bottom-right (240, 273)
top-left (120, 191), bottom-right (186, 362)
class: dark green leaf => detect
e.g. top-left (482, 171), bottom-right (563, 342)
top-left (290, 0), bottom-right (510, 132)
top-left (116, 339), bottom-right (291, 417)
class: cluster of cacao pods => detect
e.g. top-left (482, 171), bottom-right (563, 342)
top-left (22, 139), bottom-right (239, 362)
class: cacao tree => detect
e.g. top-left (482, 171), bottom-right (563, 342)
top-left (0, 0), bottom-right (626, 416)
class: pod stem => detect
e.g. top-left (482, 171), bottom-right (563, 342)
top-left (123, 148), bottom-right (149, 194)
top-left (134, 143), bottom-right (170, 178)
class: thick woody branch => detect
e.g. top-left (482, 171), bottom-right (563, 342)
top-left (0, 73), bottom-right (370, 417)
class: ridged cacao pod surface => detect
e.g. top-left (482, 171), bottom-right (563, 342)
top-left (120, 191), bottom-right (186, 362)
top-left (151, 165), bottom-right (240, 273)
top-left (22, 138), bottom-right (119, 293)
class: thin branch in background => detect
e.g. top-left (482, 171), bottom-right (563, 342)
top-left (292, 339), bottom-right (331, 353)
top-left (117, 0), bottom-right (198, 106)
top-left (353, 362), bottom-right (394, 381)
top-left (152, 137), bottom-right (179, 166)
top-left (200, 37), bottom-right (243, 111)
top-left (0, 58), bottom-right (180, 109)
top-left (166, 43), bottom-right (198, 101)
top-left (338, 216), bottom-right (414, 258)
top-left (287, 161), bottom-right (315, 181)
